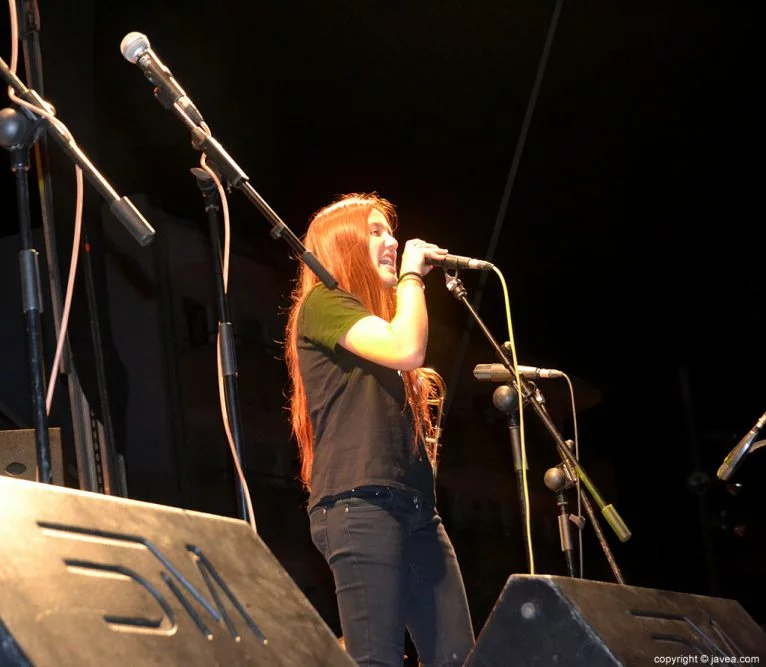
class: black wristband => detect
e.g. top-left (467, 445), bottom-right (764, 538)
top-left (397, 271), bottom-right (424, 286)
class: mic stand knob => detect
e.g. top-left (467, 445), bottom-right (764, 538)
top-left (544, 464), bottom-right (581, 578)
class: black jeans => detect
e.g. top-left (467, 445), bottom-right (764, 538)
top-left (309, 486), bottom-right (475, 667)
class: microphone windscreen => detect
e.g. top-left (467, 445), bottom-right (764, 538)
top-left (120, 32), bottom-right (150, 63)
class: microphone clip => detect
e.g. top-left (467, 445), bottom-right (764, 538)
top-left (443, 270), bottom-right (467, 301)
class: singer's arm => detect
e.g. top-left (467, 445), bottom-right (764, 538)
top-left (340, 280), bottom-right (427, 371)
top-left (339, 240), bottom-right (445, 371)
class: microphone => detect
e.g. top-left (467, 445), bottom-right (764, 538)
top-left (426, 254), bottom-right (494, 271)
top-left (120, 32), bottom-right (206, 127)
top-left (717, 410), bottom-right (766, 481)
top-left (473, 364), bottom-right (564, 381)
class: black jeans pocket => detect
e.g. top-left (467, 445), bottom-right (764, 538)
top-left (308, 504), bottom-right (330, 560)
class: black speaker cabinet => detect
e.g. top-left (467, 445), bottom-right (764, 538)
top-left (466, 574), bottom-right (766, 666)
top-left (0, 476), bottom-right (353, 666)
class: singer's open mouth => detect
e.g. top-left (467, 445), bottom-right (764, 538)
top-left (379, 254), bottom-right (396, 268)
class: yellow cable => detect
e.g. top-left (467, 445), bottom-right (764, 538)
top-left (492, 265), bottom-right (535, 574)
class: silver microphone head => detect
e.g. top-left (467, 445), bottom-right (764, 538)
top-left (120, 32), bottom-right (150, 63)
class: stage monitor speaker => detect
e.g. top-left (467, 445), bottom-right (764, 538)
top-left (465, 574), bottom-right (766, 666)
top-left (0, 476), bottom-right (354, 666)
top-left (0, 428), bottom-right (64, 485)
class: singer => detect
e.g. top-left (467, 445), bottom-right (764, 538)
top-left (285, 194), bottom-right (475, 666)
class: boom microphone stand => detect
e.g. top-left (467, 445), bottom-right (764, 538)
top-left (119, 33), bottom-right (336, 289)
top-left (0, 54), bottom-right (154, 486)
top-left (575, 484), bottom-right (625, 583)
top-left (190, 167), bottom-right (249, 522)
top-left (120, 31), bottom-right (338, 522)
top-left (0, 58), bottom-right (154, 246)
top-left (443, 271), bottom-right (631, 552)
top-left (187, 124), bottom-right (336, 288)
top-left (0, 107), bottom-right (51, 483)
top-left (20, 0), bottom-right (124, 495)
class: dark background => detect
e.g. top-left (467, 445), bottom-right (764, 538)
top-left (1, 0), bottom-right (764, 642)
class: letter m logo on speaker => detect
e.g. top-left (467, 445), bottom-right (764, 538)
top-left (0, 477), bottom-right (354, 666)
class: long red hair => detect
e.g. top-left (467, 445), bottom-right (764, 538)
top-left (285, 193), bottom-right (445, 490)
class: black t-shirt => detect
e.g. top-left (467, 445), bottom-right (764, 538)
top-left (297, 284), bottom-right (435, 509)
